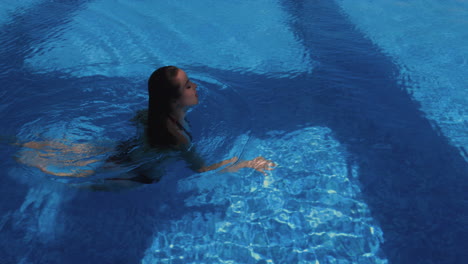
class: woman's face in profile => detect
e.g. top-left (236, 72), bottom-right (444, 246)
top-left (174, 69), bottom-right (199, 107)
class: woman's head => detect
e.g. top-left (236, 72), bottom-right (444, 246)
top-left (148, 66), bottom-right (198, 113)
top-left (147, 66), bottom-right (198, 147)
top-left (172, 68), bottom-right (199, 108)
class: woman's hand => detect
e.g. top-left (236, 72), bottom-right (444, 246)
top-left (197, 156), bottom-right (239, 173)
top-left (243, 156), bottom-right (277, 175)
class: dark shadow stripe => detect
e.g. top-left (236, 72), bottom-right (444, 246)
top-left (0, 0), bottom-right (91, 69)
top-left (270, 1), bottom-right (467, 263)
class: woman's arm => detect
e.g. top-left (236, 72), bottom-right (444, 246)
top-left (220, 156), bottom-right (277, 175)
top-left (180, 147), bottom-right (276, 175)
top-left (198, 156), bottom-right (239, 173)
top-left (179, 146), bottom-right (237, 173)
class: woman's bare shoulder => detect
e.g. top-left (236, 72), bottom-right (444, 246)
top-left (166, 118), bottom-right (190, 147)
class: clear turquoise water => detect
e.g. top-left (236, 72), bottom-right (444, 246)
top-left (0, 1), bottom-right (466, 263)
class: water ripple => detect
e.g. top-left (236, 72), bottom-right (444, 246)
top-left (147, 126), bottom-right (386, 263)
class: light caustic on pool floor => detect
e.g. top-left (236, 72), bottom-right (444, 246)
top-left (142, 126), bottom-right (387, 264)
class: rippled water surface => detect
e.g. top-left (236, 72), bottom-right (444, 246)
top-left (0, 1), bottom-right (467, 264)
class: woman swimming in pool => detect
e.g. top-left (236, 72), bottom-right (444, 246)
top-left (147, 65), bottom-right (199, 149)
top-left (15, 66), bottom-right (276, 185)
top-left (107, 65), bottom-right (276, 183)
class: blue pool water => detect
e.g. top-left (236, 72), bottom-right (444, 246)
top-left (1, 0), bottom-right (467, 263)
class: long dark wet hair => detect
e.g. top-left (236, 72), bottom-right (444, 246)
top-left (146, 66), bottom-right (181, 148)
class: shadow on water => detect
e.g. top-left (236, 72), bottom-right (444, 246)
top-left (0, 0), bottom-right (92, 69)
top-left (189, 1), bottom-right (467, 263)
top-left (1, 0), bottom-right (467, 263)
top-left (0, 3), bottom-right (227, 262)
top-left (239, 1), bottom-right (466, 263)
top-left (0, 1), bottom-right (171, 263)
